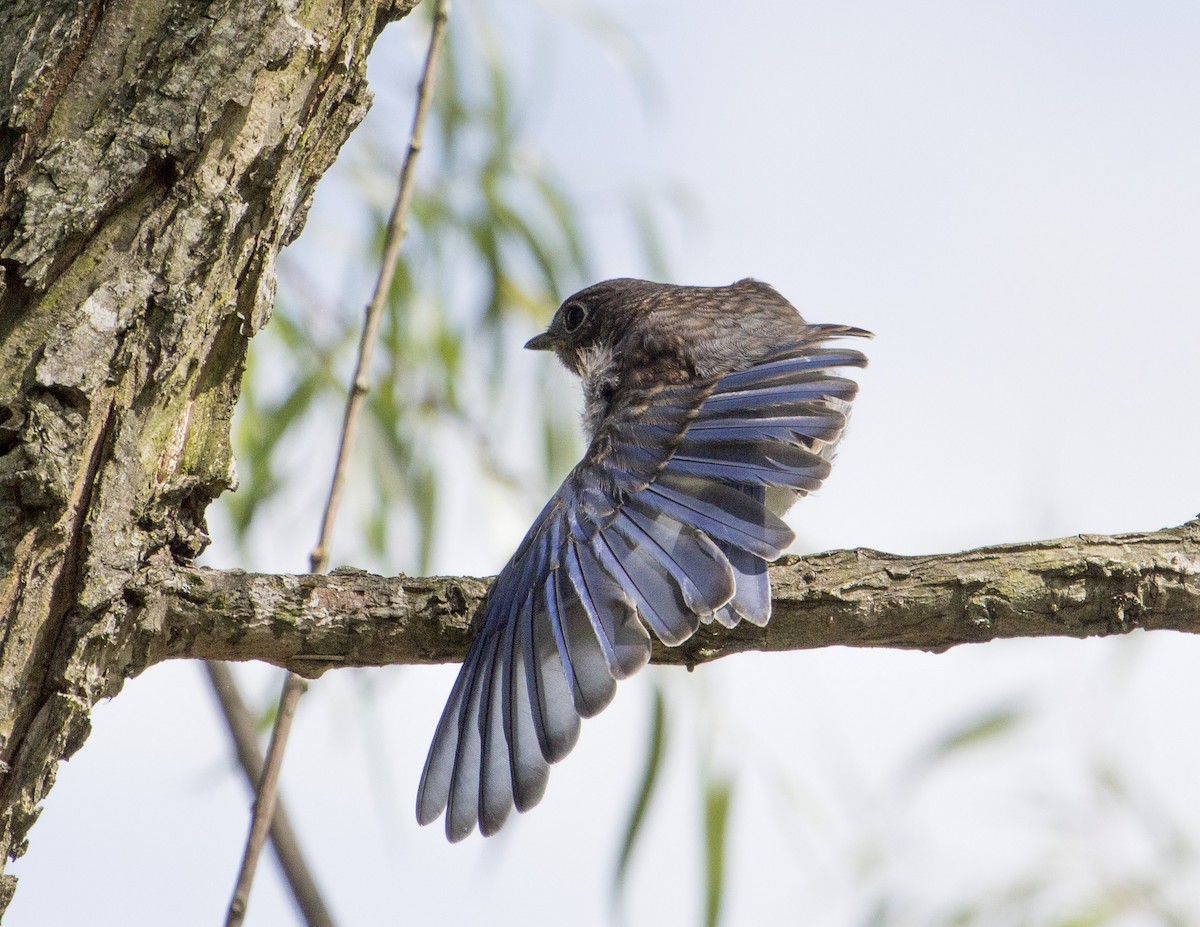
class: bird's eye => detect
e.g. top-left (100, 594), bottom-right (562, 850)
top-left (561, 301), bottom-right (588, 333)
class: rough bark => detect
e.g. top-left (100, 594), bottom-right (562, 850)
top-left (0, 0), bottom-right (416, 909)
top-left (138, 520), bottom-right (1200, 675)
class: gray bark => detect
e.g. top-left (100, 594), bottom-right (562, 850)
top-left (0, 0), bottom-right (416, 910)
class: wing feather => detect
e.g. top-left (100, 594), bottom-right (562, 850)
top-left (417, 327), bottom-right (868, 838)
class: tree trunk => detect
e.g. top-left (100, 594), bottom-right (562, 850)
top-left (0, 0), bottom-right (416, 909)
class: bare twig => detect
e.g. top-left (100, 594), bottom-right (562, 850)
top-left (206, 662), bottom-right (335, 927)
top-left (225, 672), bottom-right (308, 927)
top-left (309, 0), bottom-right (450, 576)
top-left (221, 3), bottom-right (451, 924)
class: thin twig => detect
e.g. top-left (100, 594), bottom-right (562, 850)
top-left (309, 0), bottom-right (450, 576)
top-left (221, 3), bottom-right (451, 924)
top-left (225, 672), bottom-right (308, 927)
top-left (206, 662), bottom-right (336, 927)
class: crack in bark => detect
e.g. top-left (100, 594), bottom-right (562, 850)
top-left (0, 389), bottom-right (115, 786)
top-left (0, 533), bottom-right (36, 675)
top-left (44, 386), bottom-right (116, 656)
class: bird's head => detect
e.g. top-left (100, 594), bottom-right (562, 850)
top-left (524, 278), bottom-right (663, 376)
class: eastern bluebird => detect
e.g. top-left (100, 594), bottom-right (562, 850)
top-left (417, 278), bottom-right (869, 841)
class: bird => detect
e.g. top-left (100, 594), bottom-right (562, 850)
top-left (417, 277), bottom-right (869, 841)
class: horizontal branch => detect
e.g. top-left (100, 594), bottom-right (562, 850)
top-left (138, 520), bottom-right (1200, 677)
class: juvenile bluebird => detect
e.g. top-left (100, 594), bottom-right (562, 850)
top-left (417, 278), bottom-right (869, 841)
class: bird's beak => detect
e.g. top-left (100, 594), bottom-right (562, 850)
top-left (524, 331), bottom-right (555, 351)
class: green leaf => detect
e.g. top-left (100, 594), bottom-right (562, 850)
top-left (923, 702), bottom-right (1028, 763)
top-left (612, 685), bottom-right (667, 906)
top-left (703, 772), bottom-right (733, 927)
top-left (533, 174), bottom-right (588, 276)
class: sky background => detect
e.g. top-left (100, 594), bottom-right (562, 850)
top-left (9, 1), bottom-right (1200, 925)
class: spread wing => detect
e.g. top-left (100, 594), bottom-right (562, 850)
top-left (416, 326), bottom-right (868, 841)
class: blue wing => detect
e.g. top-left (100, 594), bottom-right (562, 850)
top-left (417, 327), bottom-right (868, 840)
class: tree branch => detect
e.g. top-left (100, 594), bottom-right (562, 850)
top-left (142, 519), bottom-right (1200, 675)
